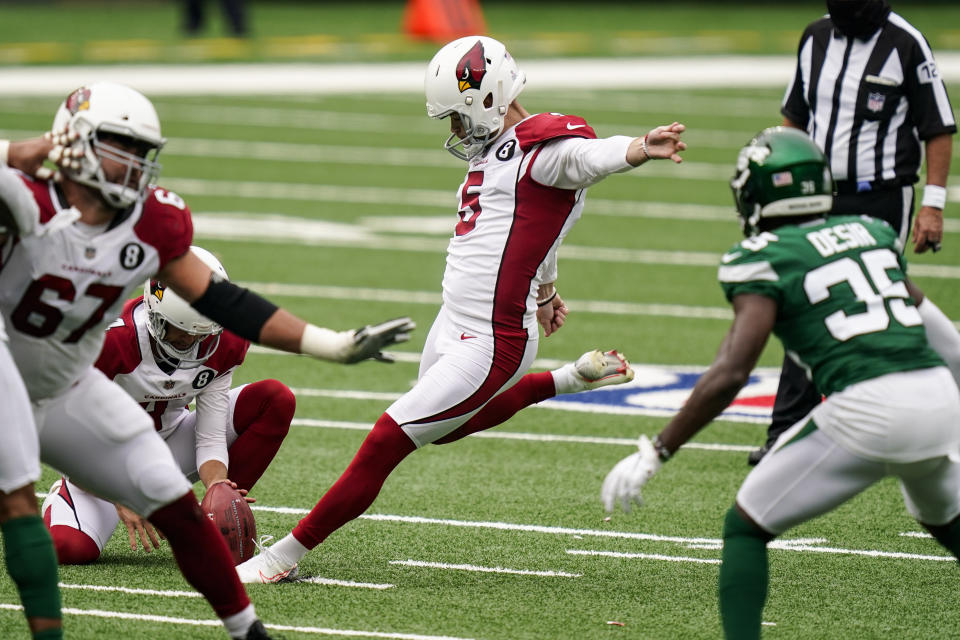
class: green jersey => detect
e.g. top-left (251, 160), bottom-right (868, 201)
top-left (718, 215), bottom-right (943, 396)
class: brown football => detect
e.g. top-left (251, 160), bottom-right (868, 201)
top-left (200, 483), bottom-right (256, 565)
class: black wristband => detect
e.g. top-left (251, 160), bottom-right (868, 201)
top-left (191, 277), bottom-right (279, 342)
top-left (536, 291), bottom-right (557, 307)
top-left (652, 435), bottom-right (671, 463)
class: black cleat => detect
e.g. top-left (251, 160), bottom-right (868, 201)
top-left (245, 620), bottom-right (281, 640)
top-left (747, 444), bottom-right (771, 466)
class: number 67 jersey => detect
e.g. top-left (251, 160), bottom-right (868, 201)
top-left (718, 214), bottom-right (943, 398)
top-left (0, 168), bottom-right (192, 401)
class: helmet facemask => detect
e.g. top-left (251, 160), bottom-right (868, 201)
top-left (145, 298), bottom-right (222, 371)
top-left (142, 247), bottom-right (227, 370)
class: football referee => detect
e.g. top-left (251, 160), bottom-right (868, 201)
top-left (749, 0), bottom-right (956, 465)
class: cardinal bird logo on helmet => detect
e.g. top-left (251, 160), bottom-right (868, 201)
top-left (150, 281), bottom-right (165, 302)
top-left (456, 41), bottom-right (487, 93)
top-left (65, 87), bottom-right (91, 115)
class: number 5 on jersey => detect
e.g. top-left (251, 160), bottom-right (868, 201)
top-left (456, 171), bottom-right (483, 236)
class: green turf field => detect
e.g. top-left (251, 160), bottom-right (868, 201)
top-left (1, 3), bottom-right (960, 639)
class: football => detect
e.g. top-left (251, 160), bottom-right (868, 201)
top-left (200, 483), bottom-right (256, 565)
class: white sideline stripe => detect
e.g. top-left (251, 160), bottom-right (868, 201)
top-left (570, 543), bottom-right (953, 563)
top-left (290, 418), bottom-right (755, 452)
top-left (566, 549), bottom-right (721, 565)
top-left (5, 55), bottom-right (960, 95)
top-left (0, 604), bottom-right (474, 640)
top-left (300, 576), bottom-right (395, 590)
top-left (389, 559), bottom-right (581, 578)
top-left (246, 510), bottom-right (952, 563)
top-left (899, 531), bottom-right (933, 539)
top-left (58, 582), bottom-right (201, 598)
top-left (238, 282), bottom-right (737, 319)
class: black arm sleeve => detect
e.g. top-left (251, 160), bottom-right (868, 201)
top-left (190, 277), bottom-right (279, 342)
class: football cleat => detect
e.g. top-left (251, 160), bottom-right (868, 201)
top-left (573, 349), bottom-right (635, 391)
top-left (236, 537), bottom-right (299, 584)
top-left (242, 620), bottom-right (278, 640)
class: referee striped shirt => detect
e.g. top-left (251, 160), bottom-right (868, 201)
top-left (782, 11), bottom-right (956, 188)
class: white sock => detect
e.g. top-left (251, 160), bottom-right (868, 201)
top-left (273, 533), bottom-right (310, 565)
top-left (551, 363), bottom-right (584, 395)
top-left (223, 604), bottom-right (258, 639)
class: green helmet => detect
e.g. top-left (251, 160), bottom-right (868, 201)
top-left (730, 127), bottom-right (833, 236)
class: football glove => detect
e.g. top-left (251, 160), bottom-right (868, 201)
top-left (345, 317), bottom-right (416, 363)
top-left (601, 434), bottom-right (662, 513)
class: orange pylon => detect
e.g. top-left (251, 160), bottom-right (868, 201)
top-left (403, 0), bottom-right (487, 42)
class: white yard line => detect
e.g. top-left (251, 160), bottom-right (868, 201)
top-left (0, 604), bottom-right (476, 640)
top-left (300, 577), bottom-right (395, 590)
top-left (389, 560), bottom-right (581, 578)
top-left (290, 418), bottom-right (758, 449)
top-left (57, 583), bottom-right (201, 598)
top-left (566, 549), bottom-right (721, 565)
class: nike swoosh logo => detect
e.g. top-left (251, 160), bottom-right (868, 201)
top-left (721, 251), bottom-right (742, 264)
top-left (566, 123), bottom-right (586, 130)
top-left (460, 333), bottom-right (477, 340)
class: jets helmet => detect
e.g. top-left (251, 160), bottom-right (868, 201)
top-left (424, 35), bottom-right (526, 160)
top-left (730, 127), bottom-right (834, 236)
top-left (52, 82), bottom-right (165, 209)
top-left (144, 247), bottom-right (226, 370)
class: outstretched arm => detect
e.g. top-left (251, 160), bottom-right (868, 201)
top-left (602, 294), bottom-right (776, 512)
top-left (626, 122), bottom-right (687, 166)
top-left (157, 250), bottom-right (415, 364)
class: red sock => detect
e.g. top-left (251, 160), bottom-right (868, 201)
top-left (292, 414), bottom-right (415, 549)
top-left (148, 492), bottom-right (250, 618)
top-left (227, 379), bottom-right (295, 490)
top-left (433, 371), bottom-right (556, 444)
top-left (44, 525), bottom-right (100, 565)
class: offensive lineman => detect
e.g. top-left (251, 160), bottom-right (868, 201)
top-left (0, 82), bottom-right (413, 639)
top-left (236, 35), bottom-right (685, 583)
top-left (42, 247), bottom-right (294, 564)
top-left (601, 128), bottom-right (960, 639)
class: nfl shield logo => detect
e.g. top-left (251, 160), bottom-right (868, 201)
top-left (84, 247), bottom-right (96, 259)
top-left (163, 380), bottom-right (175, 390)
top-left (867, 92), bottom-right (885, 113)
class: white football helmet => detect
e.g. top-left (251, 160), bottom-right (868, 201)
top-left (144, 246), bottom-right (226, 370)
top-left (52, 82), bottom-right (165, 209)
top-left (424, 35), bottom-right (526, 160)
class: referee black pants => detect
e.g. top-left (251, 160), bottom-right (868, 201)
top-left (761, 184), bottom-right (915, 448)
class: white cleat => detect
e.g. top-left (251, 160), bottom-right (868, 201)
top-left (573, 349), bottom-right (635, 390)
top-left (236, 539), bottom-right (299, 584)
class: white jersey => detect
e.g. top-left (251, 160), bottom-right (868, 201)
top-left (0, 168), bottom-right (192, 400)
top-left (96, 296), bottom-right (249, 467)
top-left (442, 113), bottom-right (632, 337)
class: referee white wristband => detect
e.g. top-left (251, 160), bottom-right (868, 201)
top-left (922, 184), bottom-right (947, 210)
top-left (299, 323), bottom-right (354, 362)
top-left (0, 140), bottom-right (9, 166)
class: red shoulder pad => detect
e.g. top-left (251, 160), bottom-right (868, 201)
top-left (16, 173), bottom-right (57, 224)
top-left (207, 331), bottom-right (250, 374)
top-left (95, 297), bottom-right (144, 378)
top-left (134, 187), bottom-right (194, 271)
top-left (515, 113), bottom-right (597, 152)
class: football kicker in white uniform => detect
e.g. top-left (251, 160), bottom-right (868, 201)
top-left (235, 35), bottom-right (686, 584)
top-left (42, 247), bottom-right (294, 564)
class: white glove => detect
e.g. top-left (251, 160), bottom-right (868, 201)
top-left (601, 434), bottom-right (662, 513)
top-left (345, 317), bottom-right (416, 363)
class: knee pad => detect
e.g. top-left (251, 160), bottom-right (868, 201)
top-left (123, 435), bottom-right (192, 514)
